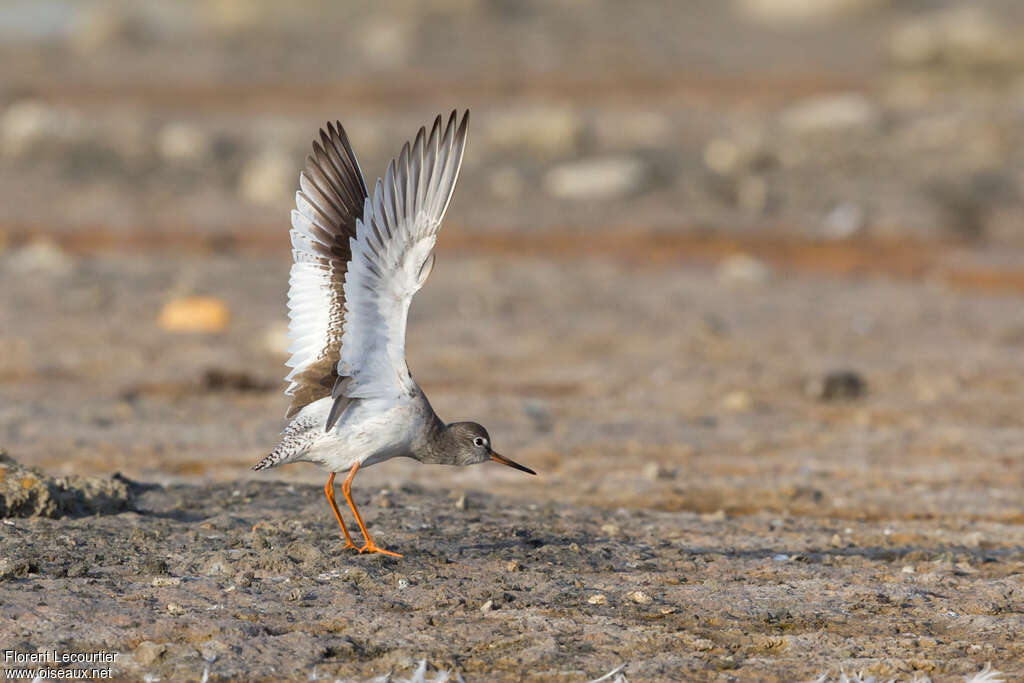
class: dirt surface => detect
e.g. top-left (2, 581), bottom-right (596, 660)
top-left (2, 1), bottom-right (1024, 681)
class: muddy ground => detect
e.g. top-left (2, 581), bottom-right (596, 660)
top-left (2, 1), bottom-right (1024, 681)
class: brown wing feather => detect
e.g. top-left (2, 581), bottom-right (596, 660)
top-left (284, 121), bottom-right (368, 418)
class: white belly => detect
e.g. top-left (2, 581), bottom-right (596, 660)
top-left (300, 396), bottom-right (425, 472)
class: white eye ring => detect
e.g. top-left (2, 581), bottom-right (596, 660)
top-left (473, 437), bottom-right (486, 447)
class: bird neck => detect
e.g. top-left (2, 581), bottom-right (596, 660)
top-left (413, 415), bottom-right (452, 465)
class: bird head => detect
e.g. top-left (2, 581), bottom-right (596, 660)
top-left (446, 422), bottom-right (536, 474)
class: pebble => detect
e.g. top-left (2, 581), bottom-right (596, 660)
top-left (778, 93), bottom-right (880, 135)
top-left (1, 100), bottom-right (56, 157)
top-left (157, 122), bottom-right (210, 164)
top-left (830, 534), bottom-right (843, 548)
top-left (397, 578), bottom-right (410, 590)
top-left (720, 391), bottom-right (752, 413)
top-left (8, 241), bottom-right (74, 276)
top-left (158, 296), bottom-right (231, 333)
top-left (132, 641), bottom-right (166, 667)
top-left (735, 0), bottom-right (886, 26)
top-left (543, 156), bottom-right (648, 200)
top-left (821, 202), bottom-right (866, 240)
top-left (587, 594), bottom-right (607, 605)
top-left (151, 576), bottom-right (181, 587)
top-left (240, 148), bottom-right (294, 206)
top-left (805, 370), bottom-right (866, 402)
top-left (716, 253), bottom-right (772, 287)
top-left (629, 590), bottom-right (652, 605)
top-left (480, 599), bottom-right (493, 613)
top-left (600, 523), bottom-right (620, 537)
top-left (485, 106), bottom-right (581, 157)
top-left (505, 560), bottom-right (521, 572)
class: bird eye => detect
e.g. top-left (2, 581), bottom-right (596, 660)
top-left (473, 437), bottom-right (486, 447)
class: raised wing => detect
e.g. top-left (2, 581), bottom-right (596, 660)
top-left (283, 121), bottom-right (369, 418)
top-left (326, 110), bottom-right (469, 430)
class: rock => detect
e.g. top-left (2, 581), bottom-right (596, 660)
top-left (734, 0), bottom-right (888, 26)
top-left (821, 202), bottom-right (866, 240)
top-left (0, 558), bottom-right (32, 580)
top-left (544, 156), bottom-right (648, 200)
top-left (70, 2), bottom-right (145, 54)
top-left (487, 166), bottom-right (525, 201)
top-left (505, 560), bottom-right (521, 573)
top-left (157, 122), bottom-right (210, 164)
top-left (600, 523), bottom-right (620, 537)
top-left (132, 641), bottom-right (166, 667)
top-left (239, 148), bottom-right (294, 206)
top-left (805, 370), bottom-right (866, 401)
top-left (642, 462), bottom-right (674, 481)
top-left (262, 321), bottom-right (289, 355)
top-left (285, 541), bottom-right (323, 566)
top-left (7, 241), bottom-right (73, 276)
top-left (778, 94), bottom-right (880, 135)
top-left (151, 577), bottom-right (181, 587)
top-left (485, 106), bottom-right (582, 157)
top-left (587, 594), bottom-right (607, 605)
top-left (1, 100), bottom-right (57, 157)
top-left (359, 18), bottom-right (411, 68)
top-left (0, 451), bottom-right (134, 519)
top-left (480, 599), bottom-right (493, 612)
top-left (158, 296), bottom-right (230, 333)
top-left (888, 7), bottom-right (1019, 71)
top-left (629, 590), bottom-right (652, 605)
top-left (716, 253), bottom-right (772, 287)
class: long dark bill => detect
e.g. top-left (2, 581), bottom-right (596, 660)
top-left (490, 452), bottom-right (537, 475)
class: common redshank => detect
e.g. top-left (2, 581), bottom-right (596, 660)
top-left (253, 110), bottom-right (536, 557)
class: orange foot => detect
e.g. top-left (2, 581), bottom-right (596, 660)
top-left (358, 543), bottom-right (403, 558)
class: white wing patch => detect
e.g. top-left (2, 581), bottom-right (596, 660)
top-left (336, 110), bottom-right (469, 401)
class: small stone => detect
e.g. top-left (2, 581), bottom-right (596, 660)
top-left (587, 594), bottom-right (607, 605)
top-left (158, 296), bottom-right (230, 333)
top-left (643, 462), bottom-right (674, 481)
top-left (716, 253), bottom-right (771, 287)
top-left (600, 523), bottom-right (620, 537)
top-left (480, 599), bottom-right (493, 613)
top-left (262, 321), bottom-right (289, 355)
top-left (397, 578), bottom-right (410, 590)
top-left (234, 571), bottom-right (254, 588)
top-left (166, 602), bottom-right (185, 614)
top-left (9, 241), bottom-right (73, 276)
top-left (902, 565), bottom-right (915, 574)
top-left (454, 493), bottom-right (467, 510)
top-left (287, 587), bottom-right (304, 601)
top-left (830, 534), bottom-right (843, 548)
top-left (629, 590), bottom-right (652, 605)
top-left (544, 156), bottom-right (648, 200)
top-left (734, 0), bottom-right (887, 25)
top-left (778, 93), bottom-right (880, 135)
top-left (505, 560), bottom-right (521, 572)
top-left (488, 166), bottom-right (525, 200)
top-left (805, 370), bottom-right (866, 402)
top-left (720, 391), bottom-right (752, 413)
top-left (151, 576), bottom-right (181, 587)
top-left (692, 637), bottom-right (714, 651)
top-left (0, 558), bottom-right (31, 580)
top-left (486, 106), bottom-right (581, 157)
top-left (701, 509), bottom-right (727, 522)
top-left (157, 122), bottom-right (210, 164)
top-left (240, 148), bottom-right (294, 206)
top-left (821, 202), bottom-right (866, 240)
top-left (1, 100), bottom-right (56, 156)
top-left (133, 641), bottom-right (166, 667)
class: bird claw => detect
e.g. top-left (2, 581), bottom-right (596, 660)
top-left (358, 543), bottom-right (402, 558)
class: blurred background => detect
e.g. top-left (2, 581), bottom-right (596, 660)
top-left (2, 0), bottom-right (1024, 519)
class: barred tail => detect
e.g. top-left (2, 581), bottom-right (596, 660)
top-left (253, 414), bottom-right (320, 471)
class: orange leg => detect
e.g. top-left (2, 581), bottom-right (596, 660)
top-left (341, 462), bottom-right (402, 558)
top-left (324, 473), bottom-right (358, 551)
